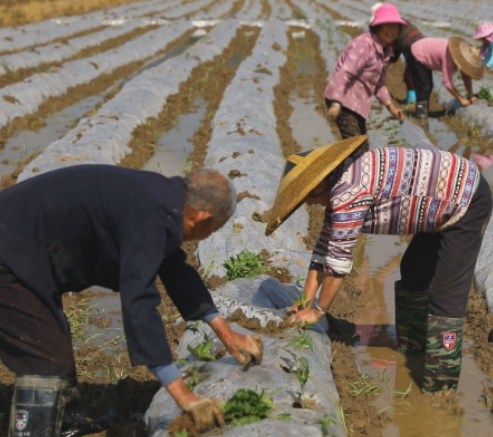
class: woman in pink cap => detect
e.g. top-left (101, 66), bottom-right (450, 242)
top-left (472, 22), bottom-right (493, 69)
top-left (325, 3), bottom-right (404, 152)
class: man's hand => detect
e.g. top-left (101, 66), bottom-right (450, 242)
top-left (208, 316), bottom-right (263, 367)
top-left (287, 308), bottom-right (324, 327)
top-left (469, 95), bottom-right (478, 104)
top-left (459, 96), bottom-right (471, 107)
top-left (225, 331), bottom-right (263, 367)
top-left (182, 398), bottom-right (225, 432)
top-left (327, 102), bottom-right (341, 120)
top-left (166, 378), bottom-right (224, 433)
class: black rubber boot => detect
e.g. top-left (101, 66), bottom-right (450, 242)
top-left (61, 381), bottom-right (120, 437)
top-left (414, 101), bottom-right (429, 119)
top-left (8, 375), bottom-right (70, 437)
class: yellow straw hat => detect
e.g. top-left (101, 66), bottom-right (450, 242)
top-left (448, 37), bottom-right (485, 80)
top-left (265, 135), bottom-right (368, 236)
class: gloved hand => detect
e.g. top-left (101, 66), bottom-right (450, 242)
top-left (182, 398), bottom-right (225, 432)
top-left (327, 102), bottom-right (342, 120)
top-left (225, 333), bottom-right (263, 367)
top-left (208, 316), bottom-right (263, 368)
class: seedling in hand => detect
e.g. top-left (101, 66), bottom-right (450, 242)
top-left (221, 388), bottom-right (274, 425)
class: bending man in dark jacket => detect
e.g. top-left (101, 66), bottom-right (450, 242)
top-left (0, 165), bottom-right (262, 436)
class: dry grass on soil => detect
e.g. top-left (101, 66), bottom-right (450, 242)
top-left (0, 0), bottom-right (149, 27)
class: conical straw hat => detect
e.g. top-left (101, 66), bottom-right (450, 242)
top-left (265, 135), bottom-right (368, 236)
top-left (448, 36), bottom-right (485, 80)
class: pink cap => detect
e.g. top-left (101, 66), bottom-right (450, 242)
top-left (472, 22), bottom-right (493, 43)
top-left (370, 3), bottom-right (406, 27)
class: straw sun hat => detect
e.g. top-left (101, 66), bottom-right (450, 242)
top-left (448, 36), bottom-right (485, 80)
top-left (265, 135), bottom-right (368, 236)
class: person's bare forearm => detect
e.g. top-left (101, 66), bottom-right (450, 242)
top-left (304, 269), bottom-right (325, 304)
top-left (462, 74), bottom-right (474, 98)
top-left (166, 377), bottom-right (200, 409)
top-left (317, 275), bottom-right (345, 310)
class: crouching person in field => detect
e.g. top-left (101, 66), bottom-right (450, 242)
top-left (0, 166), bottom-right (262, 436)
top-left (265, 136), bottom-right (492, 394)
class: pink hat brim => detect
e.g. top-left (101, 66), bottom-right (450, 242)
top-left (371, 17), bottom-right (407, 27)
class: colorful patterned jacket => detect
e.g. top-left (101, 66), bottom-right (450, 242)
top-left (311, 148), bottom-right (479, 276)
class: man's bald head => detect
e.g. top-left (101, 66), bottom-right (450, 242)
top-left (183, 169), bottom-right (237, 225)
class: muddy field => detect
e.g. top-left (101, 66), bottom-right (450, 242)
top-left (0, 0), bottom-right (493, 436)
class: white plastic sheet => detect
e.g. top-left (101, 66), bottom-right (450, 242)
top-left (19, 20), bottom-right (240, 182)
top-left (145, 278), bottom-right (342, 437)
top-left (0, 21), bottom-right (193, 130)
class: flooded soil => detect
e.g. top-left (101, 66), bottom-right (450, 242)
top-left (0, 26), bottom-right (198, 156)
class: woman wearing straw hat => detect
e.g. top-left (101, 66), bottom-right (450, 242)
top-left (471, 22), bottom-right (493, 69)
top-left (324, 3), bottom-right (404, 149)
top-left (265, 136), bottom-right (492, 393)
top-left (407, 36), bottom-right (485, 118)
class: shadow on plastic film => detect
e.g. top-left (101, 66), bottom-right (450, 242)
top-left (348, 235), bottom-right (493, 437)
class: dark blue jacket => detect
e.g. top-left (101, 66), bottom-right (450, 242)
top-left (0, 165), bottom-right (217, 367)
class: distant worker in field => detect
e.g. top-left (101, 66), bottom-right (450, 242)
top-left (406, 36), bottom-right (485, 118)
top-left (471, 22), bottom-right (493, 69)
top-left (0, 166), bottom-right (262, 436)
top-left (325, 3), bottom-right (404, 151)
top-left (265, 136), bottom-right (492, 393)
top-left (389, 16), bottom-right (426, 104)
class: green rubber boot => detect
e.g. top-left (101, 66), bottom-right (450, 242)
top-left (422, 315), bottom-right (464, 394)
top-left (394, 281), bottom-right (429, 355)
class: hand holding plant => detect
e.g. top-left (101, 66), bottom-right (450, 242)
top-left (208, 316), bottom-right (263, 368)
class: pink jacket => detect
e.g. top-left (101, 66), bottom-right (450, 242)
top-left (411, 38), bottom-right (456, 90)
top-left (324, 31), bottom-right (392, 119)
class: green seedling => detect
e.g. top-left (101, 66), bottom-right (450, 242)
top-left (185, 320), bottom-right (201, 334)
top-left (223, 251), bottom-right (268, 280)
top-left (317, 414), bottom-right (337, 437)
top-left (172, 430), bottom-right (188, 437)
top-left (292, 290), bottom-right (312, 310)
top-left (177, 358), bottom-right (202, 390)
top-left (287, 291), bottom-right (315, 350)
top-left (221, 388), bottom-right (274, 425)
top-left (276, 413), bottom-right (292, 421)
top-left (349, 372), bottom-right (381, 396)
top-left (284, 351), bottom-right (311, 408)
top-left (287, 321), bottom-right (315, 351)
top-left (394, 381), bottom-right (413, 399)
top-left (478, 85), bottom-right (493, 101)
top-left (470, 125), bottom-right (481, 136)
top-left (187, 333), bottom-right (216, 361)
top-left (292, 9), bottom-right (307, 20)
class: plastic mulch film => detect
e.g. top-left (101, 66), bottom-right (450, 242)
top-left (269, 0), bottom-right (293, 21)
top-left (195, 19), bottom-right (311, 279)
top-left (0, 18), bottom-right (152, 76)
top-left (19, 20), bottom-right (240, 182)
top-left (238, 0), bottom-right (263, 21)
top-left (0, 0), bottom-right (177, 53)
top-left (434, 77), bottom-right (493, 140)
top-left (0, 21), bottom-right (193, 130)
top-left (145, 278), bottom-right (343, 437)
